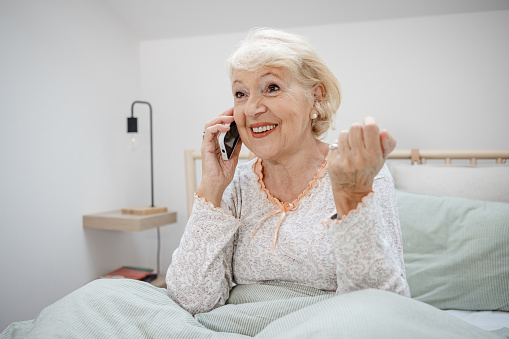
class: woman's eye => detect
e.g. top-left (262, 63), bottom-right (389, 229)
top-left (267, 84), bottom-right (280, 93)
top-left (235, 91), bottom-right (245, 98)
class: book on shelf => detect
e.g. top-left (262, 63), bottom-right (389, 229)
top-left (101, 266), bottom-right (156, 282)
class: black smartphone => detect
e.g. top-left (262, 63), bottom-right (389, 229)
top-left (219, 121), bottom-right (240, 160)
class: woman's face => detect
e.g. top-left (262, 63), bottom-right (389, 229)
top-left (232, 67), bottom-right (316, 162)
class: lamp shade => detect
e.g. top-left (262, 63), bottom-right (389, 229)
top-left (127, 117), bottom-right (138, 133)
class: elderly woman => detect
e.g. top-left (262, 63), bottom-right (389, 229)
top-left (166, 28), bottom-right (411, 315)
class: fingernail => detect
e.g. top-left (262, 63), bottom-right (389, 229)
top-left (364, 116), bottom-right (375, 125)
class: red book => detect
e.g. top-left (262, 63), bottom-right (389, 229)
top-left (102, 266), bottom-right (153, 280)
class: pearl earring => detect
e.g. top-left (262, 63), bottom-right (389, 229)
top-left (311, 113), bottom-right (318, 119)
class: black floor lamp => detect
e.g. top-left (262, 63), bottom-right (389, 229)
top-left (123, 100), bottom-right (167, 278)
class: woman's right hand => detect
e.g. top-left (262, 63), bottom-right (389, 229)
top-left (196, 107), bottom-right (243, 207)
top-left (327, 117), bottom-right (396, 218)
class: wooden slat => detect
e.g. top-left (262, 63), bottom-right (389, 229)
top-left (184, 149), bottom-right (197, 220)
top-left (388, 149), bottom-right (509, 161)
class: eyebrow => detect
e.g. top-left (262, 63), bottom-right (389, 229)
top-left (232, 70), bottom-right (284, 85)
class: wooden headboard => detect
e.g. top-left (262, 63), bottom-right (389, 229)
top-left (389, 149), bottom-right (509, 165)
top-left (184, 149), bottom-right (509, 218)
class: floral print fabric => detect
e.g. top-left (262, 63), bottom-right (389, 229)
top-left (166, 158), bottom-right (410, 315)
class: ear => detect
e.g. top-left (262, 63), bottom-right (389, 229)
top-left (312, 83), bottom-right (325, 103)
top-left (310, 83), bottom-right (325, 118)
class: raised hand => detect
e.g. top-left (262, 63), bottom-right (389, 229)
top-left (327, 117), bottom-right (396, 217)
top-left (197, 107), bottom-right (243, 207)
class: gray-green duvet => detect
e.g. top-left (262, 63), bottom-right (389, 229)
top-left (1, 279), bottom-right (505, 338)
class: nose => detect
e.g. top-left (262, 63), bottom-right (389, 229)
top-left (244, 93), bottom-right (267, 118)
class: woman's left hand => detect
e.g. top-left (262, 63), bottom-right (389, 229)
top-left (327, 117), bottom-right (396, 217)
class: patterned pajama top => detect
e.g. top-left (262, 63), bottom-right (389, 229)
top-left (166, 158), bottom-right (411, 315)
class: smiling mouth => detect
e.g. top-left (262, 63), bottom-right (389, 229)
top-left (251, 124), bottom-right (277, 134)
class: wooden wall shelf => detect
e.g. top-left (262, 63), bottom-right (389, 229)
top-left (83, 210), bottom-right (177, 231)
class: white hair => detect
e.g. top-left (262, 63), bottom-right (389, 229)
top-left (227, 28), bottom-right (341, 138)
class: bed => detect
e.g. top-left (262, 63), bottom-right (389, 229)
top-left (2, 149), bottom-right (508, 338)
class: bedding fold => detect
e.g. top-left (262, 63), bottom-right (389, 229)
top-left (1, 279), bottom-right (505, 339)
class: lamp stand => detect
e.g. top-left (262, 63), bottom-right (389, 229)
top-left (124, 101), bottom-right (167, 216)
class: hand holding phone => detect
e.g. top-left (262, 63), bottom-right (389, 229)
top-left (198, 109), bottom-right (238, 207)
top-left (219, 121), bottom-right (240, 160)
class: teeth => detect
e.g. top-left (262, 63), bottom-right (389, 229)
top-left (252, 125), bottom-right (276, 133)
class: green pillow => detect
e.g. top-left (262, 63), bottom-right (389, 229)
top-left (396, 190), bottom-right (509, 311)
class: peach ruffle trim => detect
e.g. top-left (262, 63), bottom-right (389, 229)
top-left (321, 191), bottom-right (375, 229)
top-left (194, 193), bottom-right (242, 223)
top-left (253, 158), bottom-right (328, 210)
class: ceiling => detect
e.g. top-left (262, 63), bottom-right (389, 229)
top-left (102, 0), bottom-right (509, 41)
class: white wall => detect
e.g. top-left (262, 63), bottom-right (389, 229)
top-left (295, 11), bottom-right (509, 148)
top-left (0, 0), bottom-right (164, 330)
top-left (140, 10), bottom-right (509, 280)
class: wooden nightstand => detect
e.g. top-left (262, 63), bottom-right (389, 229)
top-left (83, 209), bottom-right (176, 288)
top-left (83, 210), bottom-right (177, 231)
